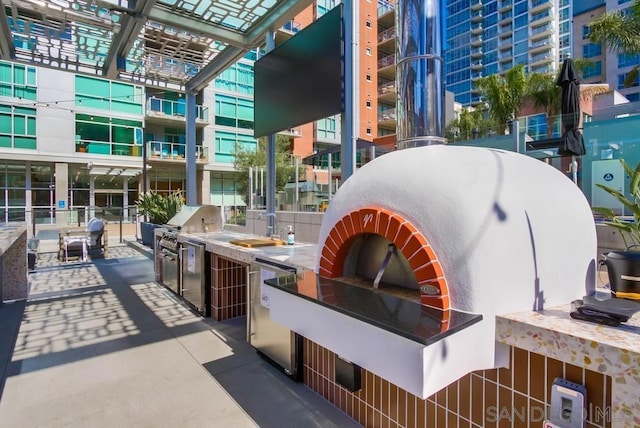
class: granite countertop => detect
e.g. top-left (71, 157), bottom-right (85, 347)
top-left (265, 272), bottom-right (483, 346)
top-left (0, 222), bottom-right (27, 256)
top-left (496, 300), bottom-right (640, 425)
top-left (179, 230), bottom-right (318, 271)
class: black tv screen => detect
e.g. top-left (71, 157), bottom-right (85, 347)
top-left (254, 5), bottom-right (343, 138)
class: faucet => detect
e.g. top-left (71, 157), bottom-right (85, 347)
top-left (258, 212), bottom-right (277, 237)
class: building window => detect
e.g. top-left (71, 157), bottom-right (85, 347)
top-left (75, 76), bottom-right (144, 115)
top-left (583, 61), bottom-right (602, 79)
top-left (74, 114), bottom-right (143, 155)
top-left (366, 127), bottom-right (372, 135)
top-left (366, 100), bottom-right (372, 108)
top-left (366, 73), bottom-right (372, 81)
top-left (583, 43), bottom-right (602, 59)
top-left (618, 53), bottom-right (640, 68)
top-left (618, 72), bottom-right (640, 89)
top-left (0, 61), bottom-right (37, 100)
top-left (317, 116), bottom-right (338, 141)
top-left (365, 47), bottom-right (372, 56)
top-left (366, 20), bottom-right (372, 28)
top-left (214, 131), bottom-right (256, 163)
top-left (214, 62), bottom-right (254, 95)
top-left (215, 94), bottom-right (254, 129)
top-left (0, 105), bottom-right (37, 149)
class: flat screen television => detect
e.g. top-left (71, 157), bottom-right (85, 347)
top-left (254, 5), bottom-right (343, 138)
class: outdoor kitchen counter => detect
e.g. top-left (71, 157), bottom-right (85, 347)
top-left (496, 303), bottom-right (640, 426)
top-left (0, 222), bottom-right (28, 302)
top-left (179, 230), bottom-right (318, 271)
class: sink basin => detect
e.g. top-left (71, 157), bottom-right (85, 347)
top-left (229, 238), bottom-right (285, 248)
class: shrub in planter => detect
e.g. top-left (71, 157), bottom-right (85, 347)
top-left (593, 159), bottom-right (640, 297)
top-left (136, 190), bottom-right (184, 246)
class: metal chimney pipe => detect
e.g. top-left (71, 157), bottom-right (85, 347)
top-left (396, 0), bottom-right (445, 149)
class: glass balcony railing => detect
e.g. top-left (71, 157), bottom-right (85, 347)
top-left (146, 141), bottom-right (209, 162)
top-left (377, 0), bottom-right (394, 17)
top-left (378, 108), bottom-right (396, 122)
top-left (531, 24), bottom-right (553, 37)
top-left (146, 97), bottom-right (209, 122)
top-left (378, 27), bottom-right (396, 43)
top-left (76, 140), bottom-right (142, 156)
top-left (378, 81), bottom-right (396, 95)
top-left (281, 20), bottom-right (301, 33)
top-left (378, 54), bottom-right (396, 69)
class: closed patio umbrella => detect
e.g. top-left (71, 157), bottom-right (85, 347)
top-left (556, 57), bottom-right (584, 183)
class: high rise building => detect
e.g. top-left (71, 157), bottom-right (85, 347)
top-left (445, 0), bottom-right (572, 106)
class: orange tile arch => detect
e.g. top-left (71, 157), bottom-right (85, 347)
top-left (319, 207), bottom-right (450, 311)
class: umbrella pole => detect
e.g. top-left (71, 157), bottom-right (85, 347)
top-left (571, 155), bottom-right (578, 184)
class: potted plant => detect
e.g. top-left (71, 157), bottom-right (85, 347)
top-left (136, 190), bottom-right (184, 246)
top-left (593, 159), bottom-right (640, 297)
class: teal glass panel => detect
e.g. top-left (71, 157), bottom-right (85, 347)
top-left (13, 137), bottom-right (36, 149)
top-left (0, 105), bottom-right (10, 113)
top-left (0, 135), bottom-right (10, 147)
top-left (13, 116), bottom-right (25, 135)
top-left (237, 99), bottom-right (253, 120)
top-left (76, 76), bottom-right (110, 97)
top-left (13, 107), bottom-right (35, 116)
top-left (0, 62), bottom-right (10, 82)
top-left (27, 67), bottom-right (36, 86)
top-left (13, 65), bottom-right (24, 85)
top-left (27, 117), bottom-right (36, 135)
top-left (0, 113), bottom-right (11, 132)
top-left (0, 84), bottom-right (10, 97)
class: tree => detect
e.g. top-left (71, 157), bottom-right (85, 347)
top-left (445, 105), bottom-right (493, 141)
top-left (589, 1), bottom-right (640, 87)
top-left (475, 65), bottom-right (528, 134)
top-left (526, 61), bottom-right (609, 138)
top-left (233, 134), bottom-right (296, 204)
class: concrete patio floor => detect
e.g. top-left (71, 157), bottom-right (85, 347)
top-left (0, 240), bottom-right (359, 427)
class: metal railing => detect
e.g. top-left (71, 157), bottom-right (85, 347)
top-left (146, 97), bottom-right (209, 122)
top-left (146, 141), bottom-right (208, 162)
top-left (1, 206), bottom-right (140, 243)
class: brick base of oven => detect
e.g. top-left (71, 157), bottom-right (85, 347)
top-left (210, 254), bottom-right (248, 321)
top-left (302, 339), bottom-right (612, 428)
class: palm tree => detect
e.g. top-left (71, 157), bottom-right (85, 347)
top-left (445, 106), bottom-right (493, 141)
top-left (527, 73), bottom-right (560, 138)
top-left (589, 1), bottom-right (640, 86)
top-left (589, 0), bottom-right (640, 54)
top-left (475, 65), bottom-right (528, 135)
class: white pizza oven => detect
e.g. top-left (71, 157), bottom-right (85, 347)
top-left (266, 0), bottom-right (597, 398)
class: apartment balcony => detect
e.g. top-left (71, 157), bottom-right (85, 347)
top-left (500, 24), bottom-right (513, 35)
top-left (378, 54), bottom-right (396, 79)
top-left (530, 38), bottom-right (553, 53)
top-left (377, 27), bottom-right (395, 51)
top-left (530, 23), bottom-right (553, 39)
top-left (500, 41), bottom-right (513, 51)
top-left (377, 0), bottom-right (395, 27)
top-left (531, 10), bottom-right (553, 25)
top-left (378, 81), bottom-right (396, 103)
top-left (499, 51), bottom-right (513, 62)
top-left (145, 97), bottom-right (209, 127)
top-left (278, 127), bottom-right (302, 137)
top-left (530, 0), bottom-right (552, 14)
top-left (470, 47), bottom-right (483, 58)
top-left (276, 20), bottom-right (302, 44)
top-left (499, 12), bottom-right (512, 24)
top-left (378, 108), bottom-right (396, 127)
top-left (471, 36), bottom-right (483, 46)
top-left (471, 24), bottom-right (483, 35)
top-left (499, 0), bottom-right (512, 12)
top-left (470, 0), bottom-right (482, 11)
top-left (471, 60), bottom-right (483, 70)
top-left (471, 10), bottom-right (482, 22)
top-left (471, 72), bottom-right (483, 81)
top-left (529, 52), bottom-right (553, 67)
top-left (146, 141), bottom-right (209, 163)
